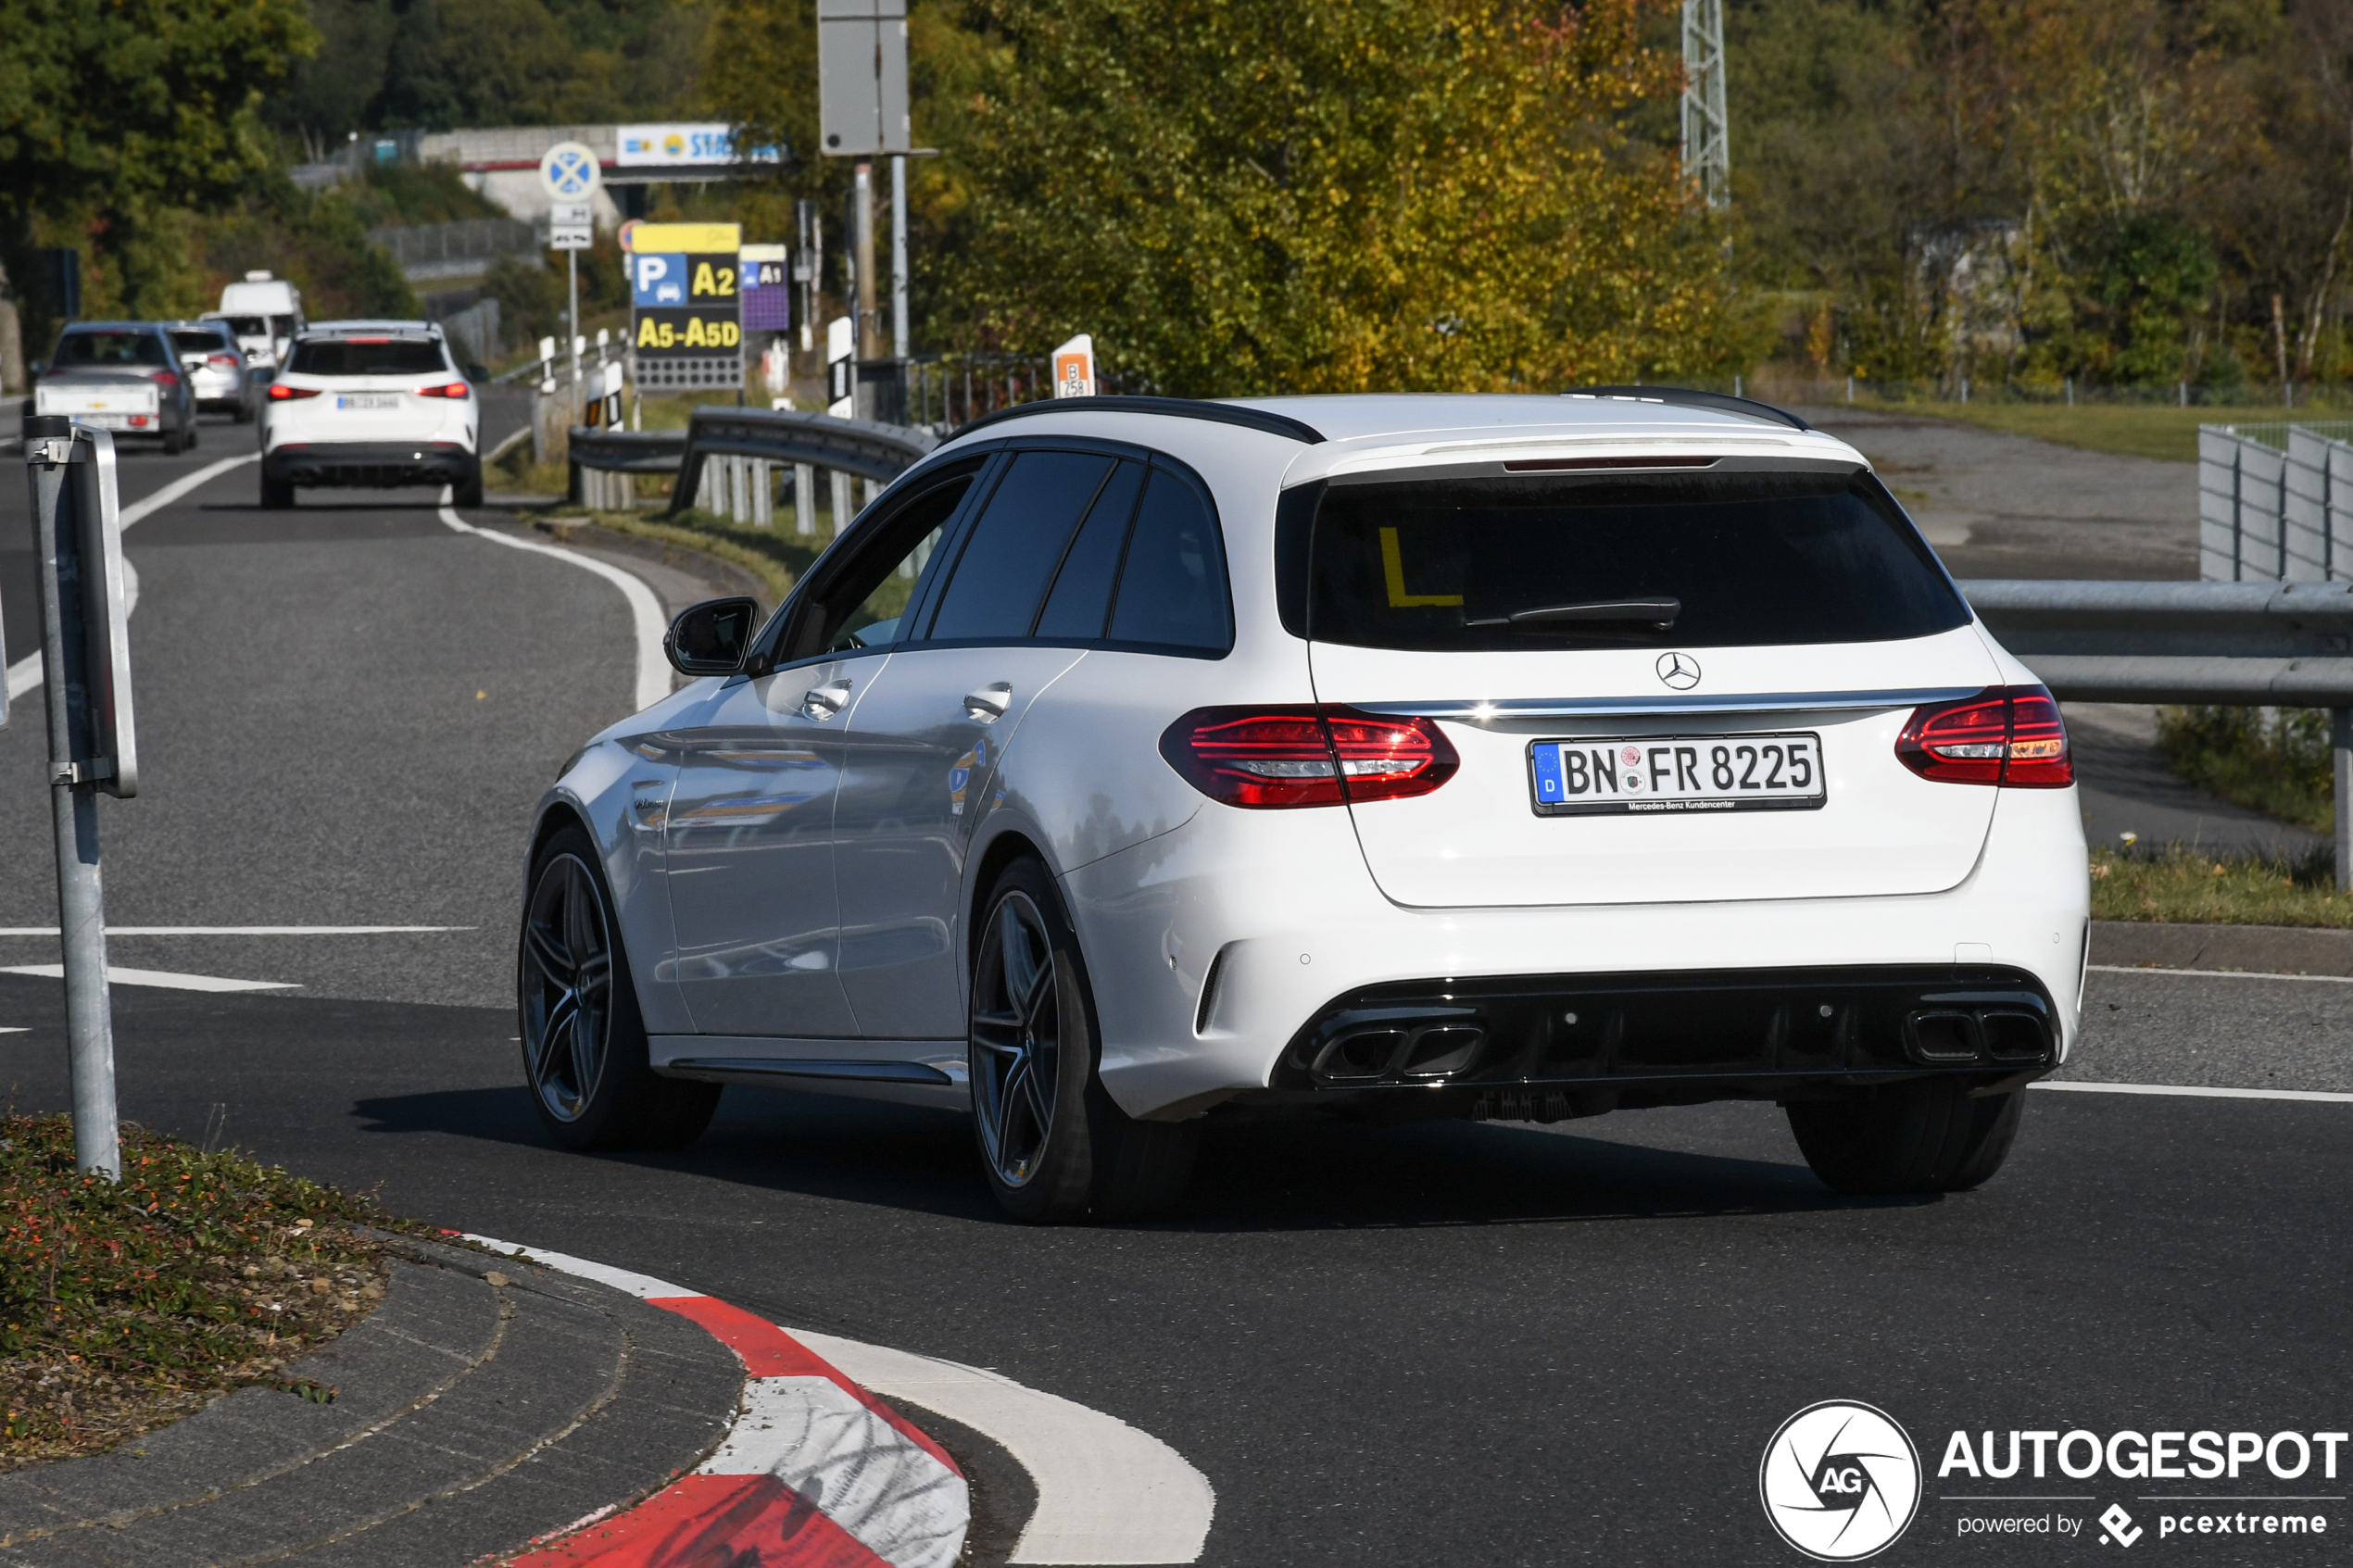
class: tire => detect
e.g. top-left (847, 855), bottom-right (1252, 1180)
top-left (1786, 1079), bottom-right (2027, 1196)
top-left (235, 401), bottom-right (256, 425)
top-left (518, 824), bottom-right (720, 1152)
top-left (452, 458), bottom-right (484, 509)
top-left (162, 428), bottom-right (186, 456)
top-left (260, 475), bottom-right (295, 509)
top-left (968, 857), bottom-right (1199, 1223)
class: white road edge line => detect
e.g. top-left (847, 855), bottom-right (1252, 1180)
top-left (438, 495), bottom-right (671, 711)
top-left (6, 453), bottom-right (258, 700)
top-left (2089, 963), bottom-right (2353, 985)
top-left (2032, 1079), bottom-right (2353, 1105)
top-left (797, 1327), bottom-right (1216, 1567)
top-left (0, 925), bottom-right (472, 935)
top-left (468, 1236), bottom-right (1217, 1567)
top-left (0, 963), bottom-right (296, 993)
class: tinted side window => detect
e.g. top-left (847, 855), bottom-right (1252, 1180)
top-left (927, 450), bottom-right (1114, 642)
top-left (1106, 469), bottom-right (1231, 654)
top-left (821, 476), bottom-right (974, 652)
top-left (1034, 460), bottom-right (1145, 640)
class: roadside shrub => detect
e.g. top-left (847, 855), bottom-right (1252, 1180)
top-left (2155, 706), bottom-right (2333, 834)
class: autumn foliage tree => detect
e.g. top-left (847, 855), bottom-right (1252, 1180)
top-left (912, 0), bottom-right (1750, 395)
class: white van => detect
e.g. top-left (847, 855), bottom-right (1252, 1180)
top-left (203, 271), bottom-right (305, 371)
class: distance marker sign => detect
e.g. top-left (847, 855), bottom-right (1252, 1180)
top-left (627, 222), bottom-right (742, 390)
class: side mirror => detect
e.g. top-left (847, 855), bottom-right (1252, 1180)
top-left (464, 362), bottom-right (489, 383)
top-left (664, 596), bottom-right (761, 677)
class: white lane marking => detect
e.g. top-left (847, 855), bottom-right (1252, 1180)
top-left (6, 454), bottom-right (256, 698)
top-left (478, 1236), bottom-right (1214, 1566)
top-left (0, 963), bottom-right (296, 992)
top-left (795, 1327), bottom-right (1217, 1567)
top-left (0, 925), bottom-right (472, 935)
top-left (2033, 1080), bottom-right (2353, 1104)
top-left (704, 1375), bottom-right (967, 1568)
top-left (438, 496), bottom-right (671, 710)
top-left (0, 1027), bottom-right (25, 1035)
top-left (2090, 963), bottom-right (2353, 985)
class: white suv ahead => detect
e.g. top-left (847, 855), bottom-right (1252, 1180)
top-left (522, 390), bottom-right (2090, 1222)
top-left (260, 321), bottom-right (480, 509)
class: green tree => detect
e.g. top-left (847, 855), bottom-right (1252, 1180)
top-left (917, 0), bottom-right (1751, 394)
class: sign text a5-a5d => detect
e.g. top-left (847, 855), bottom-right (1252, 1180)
top-left (631, 248), bottom-right (740, 354)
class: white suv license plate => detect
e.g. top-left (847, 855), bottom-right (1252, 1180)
top-left (1529, 733), bottom-right (1825, 817)
top-left (336, 394), bottom-right (398, 410)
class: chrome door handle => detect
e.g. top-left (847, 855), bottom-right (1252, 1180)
top-left (802, 679), bottom-right (852, 720)
top-left (963, 683), bottom-right (1013, 721)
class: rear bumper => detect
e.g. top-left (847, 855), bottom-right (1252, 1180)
top-left (1057, 781), bottom-right (2091, 1120)
top-left (1245, 961), bottom-right (2054, 1120)
top-left (264, 441), bottom-right (475, 488)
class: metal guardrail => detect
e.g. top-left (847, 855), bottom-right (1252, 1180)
top-left (564, 406), bottom-right (938, 521)
top-left (1960, 579), bottom-right (2353, 705)
top-left (1959, 577), bottom-right (2353, 880)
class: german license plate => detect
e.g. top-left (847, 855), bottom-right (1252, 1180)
top-left (1529, 733), bottom-right (1825, 816)
top-left (336, 394), bottom-right (398, 410)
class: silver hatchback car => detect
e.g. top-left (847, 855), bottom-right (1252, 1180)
top-left (522, 392), bottom-right (2088, 1222)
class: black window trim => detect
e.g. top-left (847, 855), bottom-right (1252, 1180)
top-left (895, 435), bottom-right (1238, 660)
top-left (749, 451), bottom-right (997, 675)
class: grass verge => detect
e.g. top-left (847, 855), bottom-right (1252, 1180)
top-left (558, 508), bottom-right (820, 604)
top-left (3, 1114), bottom-right (422, 1471)
top-left (1843, 399), bottom-right (2303, 464)
top-left (2091, 845), bottom-right (2352, 927)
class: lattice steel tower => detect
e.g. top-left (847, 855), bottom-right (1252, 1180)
top-left (1681, 0), bottom-right (1730, 210)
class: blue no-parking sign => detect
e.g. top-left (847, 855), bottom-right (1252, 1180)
top-left (538, 142), bottom-right (602, 202)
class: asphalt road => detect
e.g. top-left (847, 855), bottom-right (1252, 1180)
top-left (0, 425), bottom-right (2346, 1566)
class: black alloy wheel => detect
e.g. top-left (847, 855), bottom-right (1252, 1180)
top-left (970, 885), bottom-right (1064, 1194)
top-left (966, 858), bottom-right (1200, 1223)
top-left (520, 849), bottom-right (614, 1124)
top-left (516, 825), bottom-right (718, 1151)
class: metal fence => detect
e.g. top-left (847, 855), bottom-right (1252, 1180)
top-left (366, 219), bottom-right (541, 282)
top-left (2199, 422), bottom-right (2353, 583)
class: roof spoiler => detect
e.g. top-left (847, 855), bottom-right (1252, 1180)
top-left (1562, 386), bottom-right (1812, 433)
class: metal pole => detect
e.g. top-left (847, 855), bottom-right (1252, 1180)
top-left (2336, 708), bottom-right (2352, 893)
top-left (855, 161), bottom-right (879, 361)
top-left (891, 154), bottom-right (910, 364)
top-left (567, 250), bottom-right (581, 421)
top-left (25, 429), bottom-right (119, 1178)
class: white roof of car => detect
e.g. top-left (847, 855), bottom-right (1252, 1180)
top-left (936, 393), bottom-right (1873, 483)
top-left (303, 320), bottom-right (443, 337)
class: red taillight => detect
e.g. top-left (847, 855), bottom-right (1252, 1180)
top-left (268, 383), bottom-right (321, 400)
top-left (1896, 685), bottom-right (2071, 788)
top-left (208, 352), bottom-right (241, 367)
top-left (1159, 706), bottom-right (1460, 809)
top-left (417, 381), bottom-right (470, 398)
top-left (150, 370), bottom-right (179, 386)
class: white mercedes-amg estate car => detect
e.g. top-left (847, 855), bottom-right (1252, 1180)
top-left (258, 320), bottom-right (480, 509)
top-left (520, 391), bottom-right (2089, 1222)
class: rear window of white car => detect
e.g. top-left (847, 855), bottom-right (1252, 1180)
top-left (171, 330), bottom-right (233, 355)
top-left (286, 338), bottom-right (448, 377)
top-left (1288, 469), bottom-right (1967, 651)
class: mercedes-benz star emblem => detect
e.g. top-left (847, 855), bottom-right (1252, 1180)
top-left (1656, 651), bottom-right (1702, 690)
